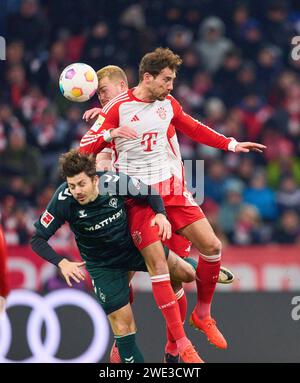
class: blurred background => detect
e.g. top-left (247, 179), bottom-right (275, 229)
top-left (0, 0), bottom-right (300, 363)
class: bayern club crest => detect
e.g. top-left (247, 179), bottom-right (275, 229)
top-left (132, 231), bottom-right (142, 246)
top-left (157, 106), bottom-right (167, 120)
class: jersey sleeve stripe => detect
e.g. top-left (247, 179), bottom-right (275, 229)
top-left (102, 92), bottom-right (127, 113)
top-left (80, 138), bottom-right (101, 147)
top-left (80, 133), bottom-right (105, 141)
top-left (102, 95), bottom-right (130, 115)
top-left (80, 136), bottom-right (105, 145)
top-left (102, 94), bottom-right (130, 114)
top-left (186, 113), bottom-right (229, 139)
top-left (102, 91), bottom-right (128, 110)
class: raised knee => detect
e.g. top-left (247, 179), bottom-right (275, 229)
top-left (112, 321), bottom-right (132, 335)
top-left (149, 260), bottom-right (169, 276)
top-left (203, 239), bottom-right (222, 256)
top-left (184, 265), bottom-right (196, 282)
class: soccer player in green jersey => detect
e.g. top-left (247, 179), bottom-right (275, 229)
top-left (31, 150), bottom-right (203, 363)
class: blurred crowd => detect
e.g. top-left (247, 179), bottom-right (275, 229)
top-left (1, 0), bottom-right (300, 247)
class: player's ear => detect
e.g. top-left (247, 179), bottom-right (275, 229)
top-left (144, 72), bottom-right (153, 83)
top-left (120, 81), bottom-right (127, 91)
top-left (93, 175), bottom-right (99, 185)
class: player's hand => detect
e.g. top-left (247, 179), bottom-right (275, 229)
top-left (82, 107), bottom-right (101, 122)
top-left (58, 259), bottom-right (86, 287)
top-left (110, 126), bottom-right (138, 140)
top-left (151, 214), bottom-right (172, 241)
top-left (235, 142), bottom-right (267, 153)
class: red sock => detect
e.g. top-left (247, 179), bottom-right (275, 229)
top-left (151, 275), bottom-right (186, 342)
top-left (165, 289), bottom-right (187, 355)
top-left (0, 226), bottom-right (9, 298)
top-left (195, 253), bottom-right (221, 319)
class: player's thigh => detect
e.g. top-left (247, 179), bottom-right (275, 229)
top-left (177, 218), bottom-right (221, 255)
top-left (91, 268), bottom-right (132, 316)
top-left (167, 250), bottom-right (195, 283)
top-left (108, 303), bottom-right (136, 336)
top-left (165, 203), bottom-right (205, 233)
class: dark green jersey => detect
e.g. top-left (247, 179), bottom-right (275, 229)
top-left (33, 171), bottom-right (165, 271)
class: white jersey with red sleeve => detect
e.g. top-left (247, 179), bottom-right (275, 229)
top-left (79, 89), bottom-right (236, 185)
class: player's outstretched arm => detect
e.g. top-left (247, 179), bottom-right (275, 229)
top-left (170, 96), bottom-right (267, 153)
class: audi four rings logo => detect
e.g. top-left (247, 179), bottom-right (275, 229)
top-left (0, 289), bottom-right (110, 363)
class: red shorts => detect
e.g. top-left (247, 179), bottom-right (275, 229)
top-left (164, 232), bottom-right (191, 258)
top-left (126, 176), bottom-right (205, 253)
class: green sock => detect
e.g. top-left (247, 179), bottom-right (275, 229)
top-left (184, 257), bottom-right (198, 271)
top-left (115, 333), bottom-right (144, 363)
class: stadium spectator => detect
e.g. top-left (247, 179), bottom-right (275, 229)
top-left (233, 204), bottom-right (272, 245)
top-left (82, 21), bottom-right (117, 69)
top-left (277, 176), bottom-right (300, 213)
top-left (204, 159), bottom-right (228, 203)
top-left (218, 179), bottom-right (245, 242)
top-left (243, 171), bottom-right (278, 221)
top-left (5, 64), bottom-right (29, 109)
top-left (264, 1), bottom-right (295, 55)
top-left (34, 40), bottom-right (68, 96)
top-left (195, 16), bottom-right (233, 73)
top-left (29, 107), bottom-right (69, 181)
top-left (238, 20), bottom-right (264, 62)
top-left (7, 0), bottom-right (48, 59)
top-left (214, 48), bottom-right (242, 107)
top-left (0, 104), bottom-right (25, 151)
top-left (0, 129), bottom-right (43, 203)
top-left (273, 210), bottom-right (300, 244)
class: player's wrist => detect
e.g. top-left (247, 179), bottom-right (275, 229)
top-left (58, 258), bottom-right (69, 268)
top-left (228, 139), bottom-right (239, 152)
top-left (103, 129), bottom-right (114, 142)
top-left (156, 212), bottom-right (167, 218)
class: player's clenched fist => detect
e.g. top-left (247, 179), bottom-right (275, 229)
top-left (151, 213), bottom-right (172, 241)
top-left (58, 259), bottom-right (86, 287)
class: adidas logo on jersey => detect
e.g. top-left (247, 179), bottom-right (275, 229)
top-left (131, 114), bottom-right (139, 122)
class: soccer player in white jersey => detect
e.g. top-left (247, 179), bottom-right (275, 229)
top-left (79, 48), bottom-right (266, 352)
top-left (83, 65), bottom-right (235, 363)
top-left (82, 65), bottom-right (205, 363)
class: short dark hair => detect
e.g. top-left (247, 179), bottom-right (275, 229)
top-left (139, 47), bottom-right (182, 81)
top-left (59, 149), bottom-right (96, 179)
